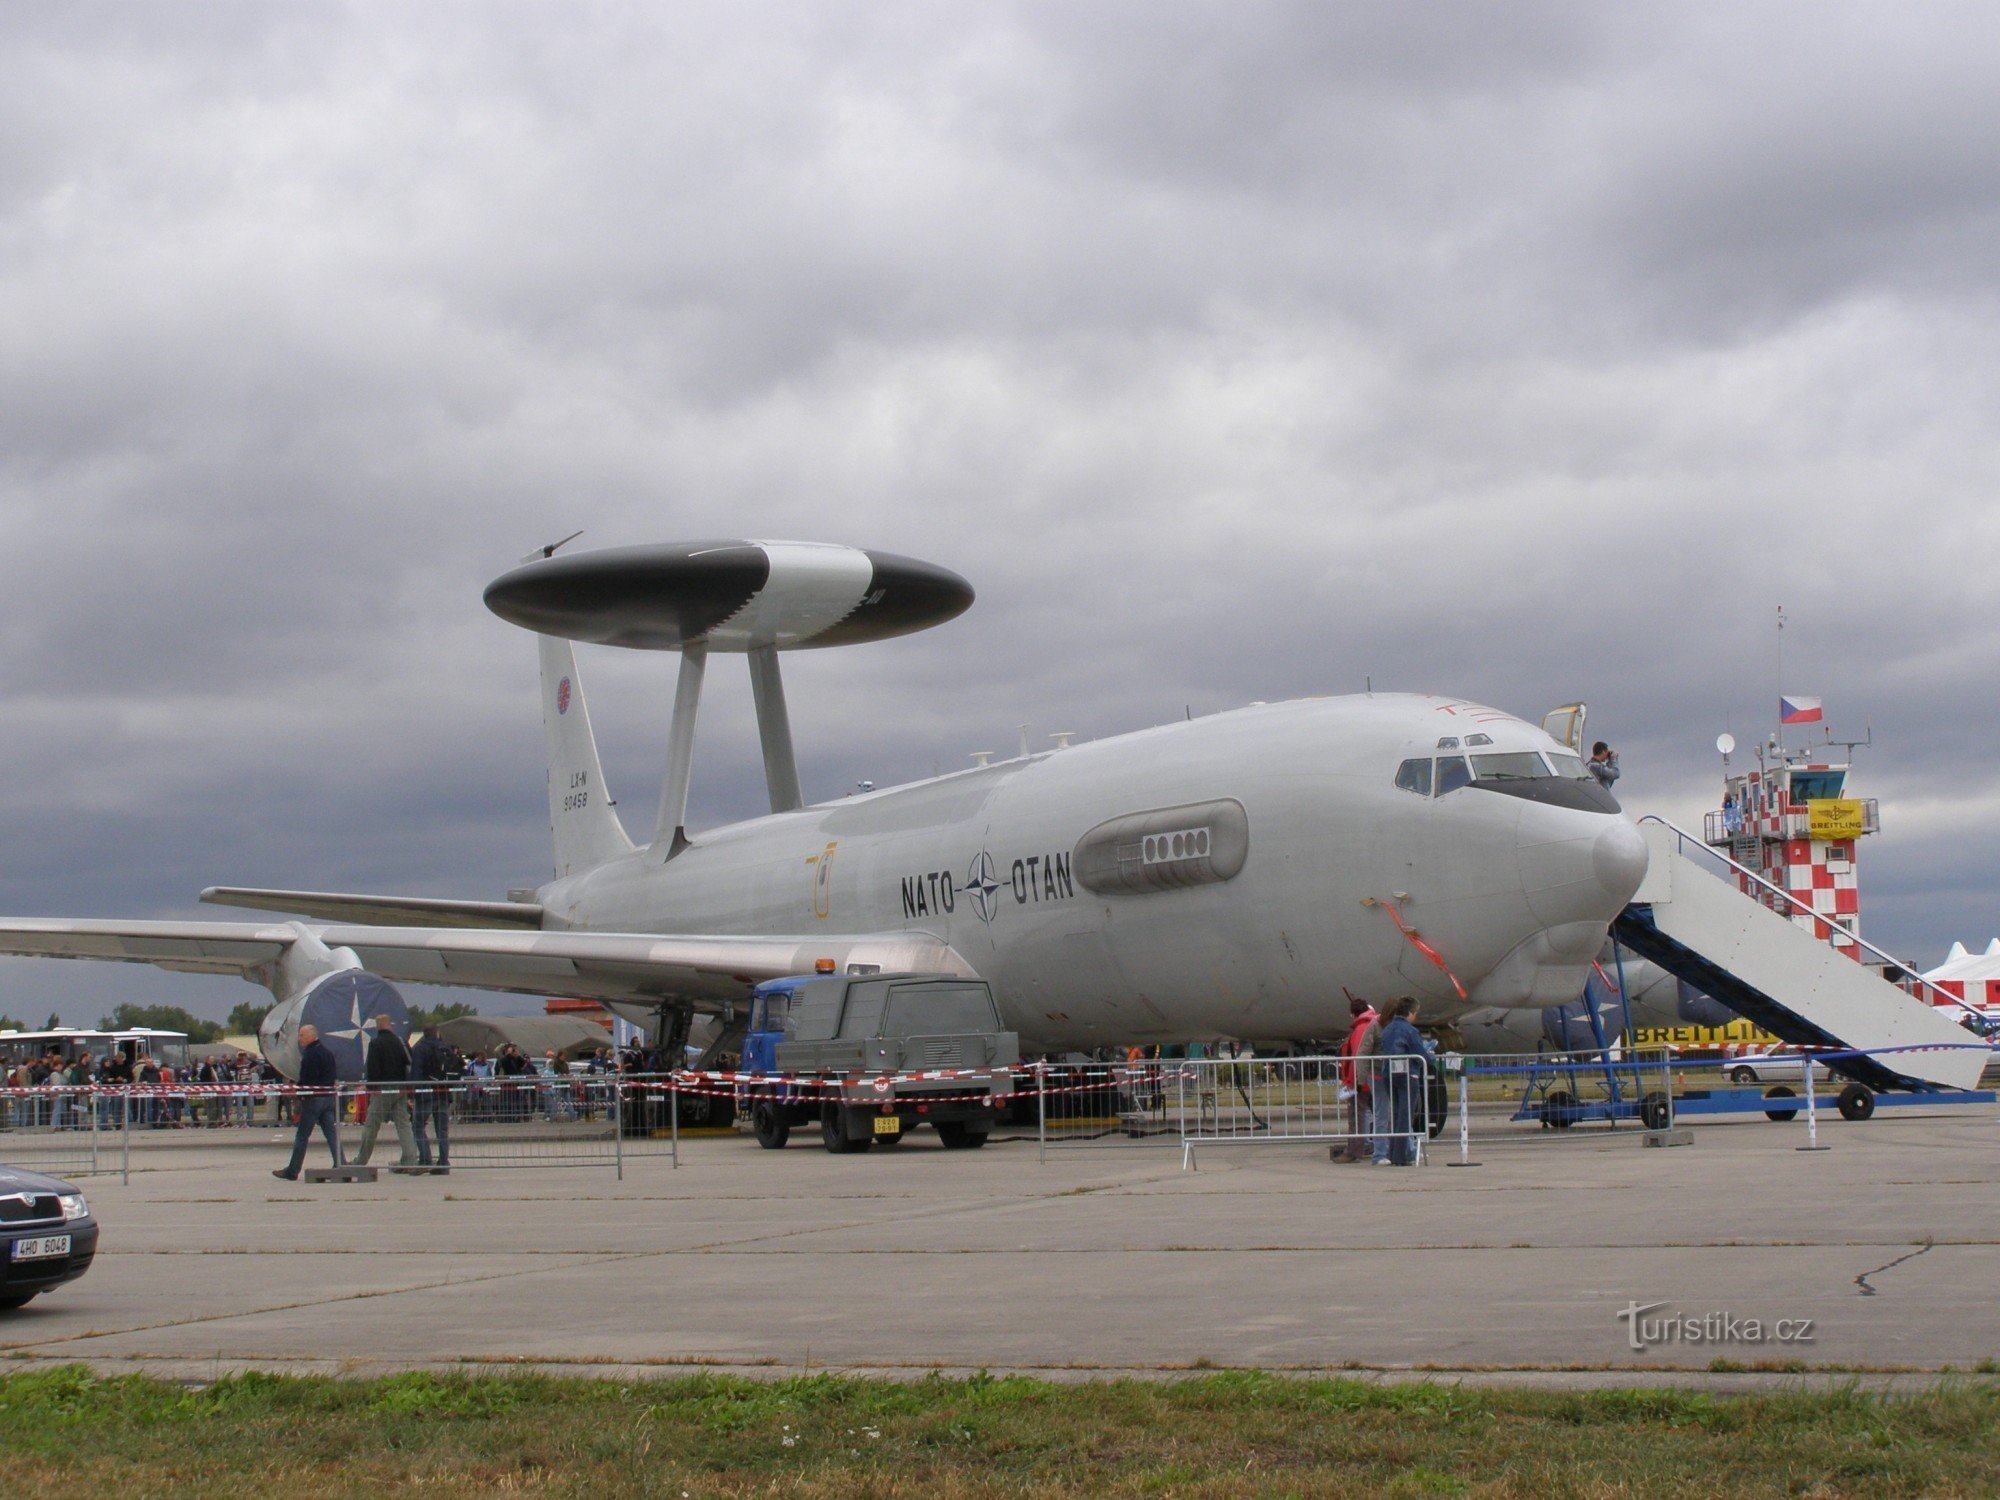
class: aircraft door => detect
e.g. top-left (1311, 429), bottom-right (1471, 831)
top-left (1541, 703), bottom-right (1587, 752)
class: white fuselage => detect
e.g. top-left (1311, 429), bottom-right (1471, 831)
top-left (538, 694), bottom-right (1648, 1051)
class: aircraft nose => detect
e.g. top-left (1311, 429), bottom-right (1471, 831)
top-left (1516, 812), bottom-right (1648, 929)
top-left (1592, 817), bottom-right (1648, 906)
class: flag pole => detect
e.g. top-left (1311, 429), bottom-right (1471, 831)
top-left (1775, 604), bottom-right (1786, 753)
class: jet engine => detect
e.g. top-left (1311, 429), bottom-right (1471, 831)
top-left (254, 927), bottom-right (411, 1080)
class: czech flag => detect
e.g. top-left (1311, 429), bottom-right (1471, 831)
top-left (1780, 695), bottom-right (1823, 725)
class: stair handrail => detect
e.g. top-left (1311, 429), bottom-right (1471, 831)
top-left (1635, 814), bottom-right (1988, 1025)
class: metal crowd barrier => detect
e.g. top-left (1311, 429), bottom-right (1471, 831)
top-left (6, 1042), bottom-right (1989, 1184)
top-left (1170, 1053), bottom-right (1435, 1170)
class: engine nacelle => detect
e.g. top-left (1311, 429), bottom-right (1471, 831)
top-left (259, 972), bottom-right (412, 1081)
top-left (254, 926), bottom-right (411, 1080)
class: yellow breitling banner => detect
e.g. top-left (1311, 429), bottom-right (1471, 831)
top-left (1632, 1020), bottom-right (1778, 1051)
top-left (1808, 798), bottom-right (1866, 841)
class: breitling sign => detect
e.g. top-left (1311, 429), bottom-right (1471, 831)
top-left (1806, 798), bottom-right (1866, 842)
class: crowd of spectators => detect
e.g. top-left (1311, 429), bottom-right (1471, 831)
top-left (3, 1047), bottom-right (277, 1129)
top-left (5, 1035), bottom-right (677, 1131)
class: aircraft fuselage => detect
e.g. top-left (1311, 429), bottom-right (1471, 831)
top-left (541, 694), bottom-right (1647, 1051)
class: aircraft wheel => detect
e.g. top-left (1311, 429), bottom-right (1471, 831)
top-left (936, 1121), bottom-right (989, 1150)
top-left (1836, 1083), bottom-right (1875, 1122)
top-left (1640, 1092), bottom-right (1673, 1131)
top-left (1542, 1090), bottom-right (1578, 1129)
top-left (751, 1102), bottom-right (790, 1150)
top-left (1730, 1067), bottom-right (1758, 1085)
top-left (821, 1104), bottom-right (872, 1154)
top-left (1763, 1085), bottom-right (1799, 1122)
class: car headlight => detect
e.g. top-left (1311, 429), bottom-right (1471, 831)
top-left (58, 1193), bottom-right (88, 1222)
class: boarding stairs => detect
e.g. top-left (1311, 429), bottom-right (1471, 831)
top-left (1612, 820), bottom-right (1986, 1093)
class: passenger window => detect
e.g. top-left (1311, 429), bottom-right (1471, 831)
top-left (1435, 757), bottom-right (1473, 795)
top-left (1394, 758), bottom-right (1434, 797)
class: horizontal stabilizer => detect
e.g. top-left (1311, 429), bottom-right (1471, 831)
top-left (200, 887), bottom-right (545, 930)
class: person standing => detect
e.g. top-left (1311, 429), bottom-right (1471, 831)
top-left (1377, 998), bottom-right (1439, 1167)
top-left (1588, 741), bottom-right (1620, 791)
top-left (408, 1024), bottom-right (456, 1175)
top-left (1357, 1005), bottom-right (1390, 1165)
top-left (1338, 997), bottom-right (1377, 1162)
top-left (352, 1014), bottom-right (421, 1172)
top-left (274, 1024), bottom-right (342, 1180)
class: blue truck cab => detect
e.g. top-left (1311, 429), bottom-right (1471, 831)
top-left (741, 974), bottom-right (822, 1076)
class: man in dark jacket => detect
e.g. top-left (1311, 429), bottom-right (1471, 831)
top-left (1377, 998), bottom-right (1439, 1168)
top-left (352, 1014), bottom-right (420, 1170)
top-left (274, 1024), bottom-right (343, 1180)
top-left (408, 1024), bottom-right (457, 1175)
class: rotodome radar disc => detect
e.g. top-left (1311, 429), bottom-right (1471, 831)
top-left (483, 540), bottom-right (974, 651)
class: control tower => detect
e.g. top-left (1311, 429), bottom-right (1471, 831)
top-left (1703, 726), bottom-right (1878, 962)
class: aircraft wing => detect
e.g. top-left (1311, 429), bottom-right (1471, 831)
top-left (0, 918), bottom-right (976, 1013)
top-left (200, 886), bottom-right (546, 929)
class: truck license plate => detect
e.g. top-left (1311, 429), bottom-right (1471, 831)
top-left (11, 1234), bottom-right (70, 1261)
top-left (872, 1116), bottom-right (901, 1136)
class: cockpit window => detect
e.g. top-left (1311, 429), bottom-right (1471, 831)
top-left (1546, 751), bottom-right (1588, 780)
top-left (1435, 756), bottom-right (1473, 795)
top-left (1471, 752), bottom-right (1550, 781)
top-left (1394, 758), bottom-right (1433, 797)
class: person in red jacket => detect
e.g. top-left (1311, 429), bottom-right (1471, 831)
top-left (1338, 997), bottom-right (1377, 1162)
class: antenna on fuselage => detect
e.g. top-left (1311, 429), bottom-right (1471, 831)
top-left (483, 540), bottom-right (975, 858)
top-left (529, 529), bottom-right (585, 562)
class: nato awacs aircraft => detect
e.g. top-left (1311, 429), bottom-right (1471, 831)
top-left (0, 540), bottom-right (1648, 1082)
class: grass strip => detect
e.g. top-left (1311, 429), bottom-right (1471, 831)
top-left (1, 1365), bottom-right (1995, 1496)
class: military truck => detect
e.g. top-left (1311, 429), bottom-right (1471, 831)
top-left (737, 972), bottom-right (1019, 1152)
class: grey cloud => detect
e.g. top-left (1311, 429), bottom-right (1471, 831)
top-left (1, 3), bottom-right (1996, 1026)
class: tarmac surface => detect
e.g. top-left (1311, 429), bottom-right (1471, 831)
top-left (3, 1105), bottom-right (1996, 1389)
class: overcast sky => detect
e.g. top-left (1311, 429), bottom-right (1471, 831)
top-left (2, 3), bottom-right (1995, 1028)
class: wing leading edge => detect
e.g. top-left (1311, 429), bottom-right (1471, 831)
top-left (0, 918), bottom-right (977, 1013)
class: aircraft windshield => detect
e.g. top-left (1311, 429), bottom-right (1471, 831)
top-left (1435, 756), bottom-right (1473, 795)
top-left (1546, 752), bottom-right (1588, 780)
top-left (1471, 752), bottom-right (1550, 782)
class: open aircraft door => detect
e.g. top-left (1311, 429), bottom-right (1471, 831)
top-left (1542, 703), bottom-right (1587, 753)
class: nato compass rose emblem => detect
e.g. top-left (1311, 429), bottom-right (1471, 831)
top-left (556, 677), bottom-right (572, 715)
top-left (965, 850), bottom-right (1003, 924)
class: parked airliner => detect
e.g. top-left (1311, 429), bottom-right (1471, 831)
top-left (0, 541), bottom-right (1648, 1078)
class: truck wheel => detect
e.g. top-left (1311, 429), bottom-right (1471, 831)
top-left (1542, 1090), bottom-right (1578, 1129)
top-left (1836, 1083), bottom-right (1875, 1122)
top-left (936, 1121), bottom-right (989, 1150)
top-left (751, 1102), bottom-right (790, 1150)
top-left (821, 1104), bottom-right (872, 1154)
top-left (1763, 1086), bottom-right (1799, 1122)
top-left (1640, 1092), bottom-right (1673, 1131)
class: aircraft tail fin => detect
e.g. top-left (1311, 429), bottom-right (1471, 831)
top-left (538, 635), bottom-right (635, 878)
